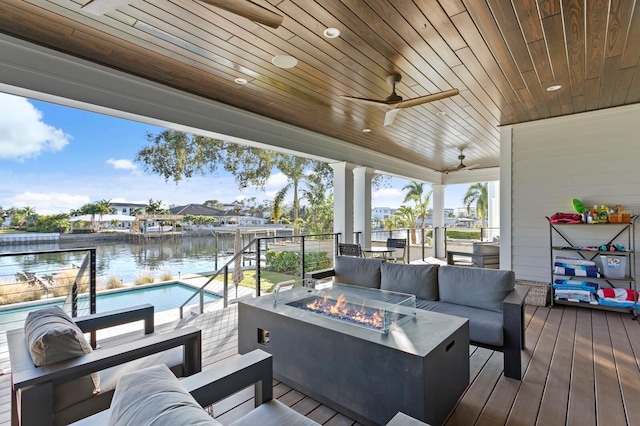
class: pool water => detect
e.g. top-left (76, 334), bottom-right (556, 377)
top-left (0, 282), bottom-right (220, 332)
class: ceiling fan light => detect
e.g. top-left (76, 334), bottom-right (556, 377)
top-left (362, 128), bottom-right (371, 133)
top-left (546, 84), bottom-right (562, 92)
top-left (272, 55), bottom-right (298, 68)
top-left (323, 27), bottom-right (341, 38)
top-left (234, 77), bottom-right (248, 85)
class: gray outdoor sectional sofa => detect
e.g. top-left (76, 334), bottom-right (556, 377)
top-left (306, 256), bottom-right (529, 380)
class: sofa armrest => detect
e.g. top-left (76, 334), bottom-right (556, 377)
top-left (74, 304), bottom-right (154, 335)
top-left (502, 285), bottom-right (529, 380)
top-left (182, 349), bottom-right (273, 408)
top-left (10, 326), bottom-right (201, 390)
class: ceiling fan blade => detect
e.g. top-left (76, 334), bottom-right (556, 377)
top-left (384, 109), bottom-right (400, 126)
top-left (82, 0), bottom-right (131, 15)
top-left (198, 0), bottom-right (284, 28)
top-left (396, 89), bottom-right (459, 109)
top-left (340, 96), bottom-right (394, 109)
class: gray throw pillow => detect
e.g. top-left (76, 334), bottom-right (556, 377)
top-left (380, 262), bottom-right (439, 300)
top-left (24, 306), bottom-right (100, 392)
top-left (108, 364), bottom-right (220, 426)
top-left (438, 265), bottom-right (515, 312)
top-left (334, 256), bottom-right (384, 288)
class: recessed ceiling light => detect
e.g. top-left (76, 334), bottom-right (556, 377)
top-left (362, 128), bottom-right (371, 133)
top-left (272, 55), bottom-right (298, 68)
top-left (234, 78), bottom-right (248, 85)
top-left (323, 27), bottom-right (341, 38)
top-left (546, 84), bottom-right (562, 92)
top-left (436, 111), bottom-right (447, 116)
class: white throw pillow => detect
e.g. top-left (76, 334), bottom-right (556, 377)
top-left (24, 306), bottom-right (100, 393)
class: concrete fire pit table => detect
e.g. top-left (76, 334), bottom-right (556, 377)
top-left (238, 285), bottom-right (469, 426)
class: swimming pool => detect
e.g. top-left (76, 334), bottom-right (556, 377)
top-left (0, 282), bottom-right (221, 332)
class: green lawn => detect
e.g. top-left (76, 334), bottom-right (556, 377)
top-left (223, 269), bottom-right (298, 293)
top-left (0, 229), bottom-right (27, 234)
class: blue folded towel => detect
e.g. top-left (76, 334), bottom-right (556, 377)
top-left (553, 279), bottom-right (599, 293)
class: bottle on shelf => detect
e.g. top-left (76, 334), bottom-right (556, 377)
top-left (599, 205), bottom-right (609, 223)
top-left (589, 205), bottom-right (599, 224)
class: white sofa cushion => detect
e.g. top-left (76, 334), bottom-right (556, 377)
top-left (108, 364), bottom-right (220, 426)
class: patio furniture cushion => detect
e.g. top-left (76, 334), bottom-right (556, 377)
top-left (108, 364), bottom-right (219, 426)
top-left (334, 256), bottom-right (384, 288)
top-left (380, 262), bottom-right (439, 300)
top-left (54, 346), bottom-right (183, 412)
top-left (416, 300), bottom-right (504, 347)
top-left (24, 306), bottom-right (100, 394)
top-left (438, 265), bottom-right (515, 313)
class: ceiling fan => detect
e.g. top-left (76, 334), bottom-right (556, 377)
top-left (340, 74), bottom-right (459, 126)
top-left (82, 0), bottom-right (284, 28)
top-left (440, 148), bottom-right (480, 174)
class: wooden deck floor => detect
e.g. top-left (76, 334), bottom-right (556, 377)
top-left (1, 303), bottom-right (638, 425)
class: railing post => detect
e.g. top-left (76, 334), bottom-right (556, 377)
top-left (300, 235), bottom-right (306, 281)
top-left (89, 248), bottom-right (96, 315)
top-left (421, 228), bottom-right (425, 260)
top-left (72, 282), bottom-right (78, 318)
top-left (223, 265), bottom-right (229, 308)
top-left (199, 288), bottom-right (204, 314)
top-left (405, 229), bottom-right (410, 262)
top-left (256, 242), bottom-right (261, 297)
top-left (214, 232), bottom-right (218, 270)
top-left (444, 227), bottom-right (448, 257)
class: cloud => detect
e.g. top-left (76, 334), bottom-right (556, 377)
top-left (372, 187), bottom-right (406, 208)
top-left (266, 172), bottom-right (288, 188)
top-left (6, 192), bottom-right (90, 215)
top-left (107, 158), bottom-right (139, 174)
top-left (0, 93), bottom-right (71, 160)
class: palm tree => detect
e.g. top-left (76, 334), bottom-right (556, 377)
top-left (394, 205), bottom-right (418, 243)
top-left (463, 182), bottom-right (489, 226)
top-left (271, 189), bottom-right (286, 224)
top-left (94, 199), bottom-right (114, 230)
top-left (402, 181), bottom-right (432, 231)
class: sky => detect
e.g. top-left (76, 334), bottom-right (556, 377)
top-left (0, 92), bottom-right (471, 215)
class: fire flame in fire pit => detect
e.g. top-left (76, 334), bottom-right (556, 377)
top-left (305, 294), bottom-right (386, 329)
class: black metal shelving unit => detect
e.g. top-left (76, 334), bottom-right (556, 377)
top-left (547, 216), bottom-right (637, 320)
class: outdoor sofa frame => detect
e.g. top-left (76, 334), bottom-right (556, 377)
top-left (8, 304), bottom-right (202, 426)
top-left (306, 262), bottom-right (528, 380)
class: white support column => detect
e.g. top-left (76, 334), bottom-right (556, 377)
top-left (330, 162), bottom-right (356, 243)
top-left (431, 184), bottom-right (446, 258)
top-left (353, 167), bottom-right (374, 247)
top-left (499, 126), bottom-right (512, 270)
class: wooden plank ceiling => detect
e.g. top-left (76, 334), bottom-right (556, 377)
top-left (0, 0), bottom-right (638, 173)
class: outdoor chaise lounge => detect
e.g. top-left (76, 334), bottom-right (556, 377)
top-left (8, 304), bottom-right (202, 426)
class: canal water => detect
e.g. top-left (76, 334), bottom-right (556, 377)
top-left (0, 235), bottom-right (241, 285)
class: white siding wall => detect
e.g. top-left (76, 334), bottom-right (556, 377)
top-left (509, 104), bottom-right (640, 282)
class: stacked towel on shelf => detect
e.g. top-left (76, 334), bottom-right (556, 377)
top-left (596, 288), bottom-right (640, 308)
top-left (553, 279), bottom-right (599, 293)
top-left (553, 263), bottom-right (601, 277)
top-left (553, 280), bottom-right (599, 304)
top-left (554, 256), bottom-right (597, 267)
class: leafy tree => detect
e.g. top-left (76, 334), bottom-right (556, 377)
top-left (136, 130), bottom-right (332, 226)
top-left (11, 207), bottom-right (38, 230)
top-left (37, 213), bottom-right (70, 233)
top-left (463, 182), bottom-right (489, 226)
